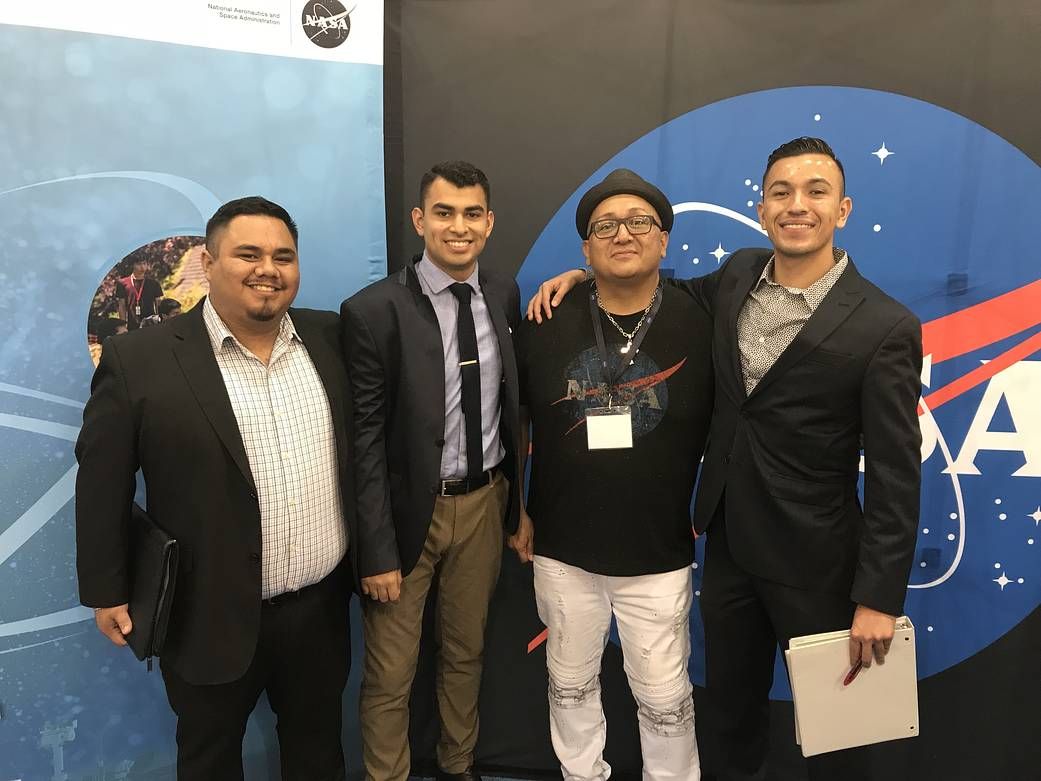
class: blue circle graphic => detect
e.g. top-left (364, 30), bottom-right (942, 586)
top-left (519, 86), bottom-right (1041, 692)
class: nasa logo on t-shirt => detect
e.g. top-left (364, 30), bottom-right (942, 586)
top-left (519, 86), bottom-right (1041, 692)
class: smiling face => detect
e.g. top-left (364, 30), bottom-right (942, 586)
top-left (412, 176), bottom-right (494, 281)
top-left (581, 194), bottom-right (668, 284)
top-left (202, 214), bottom-right (300, 330)
top-left (758, 153), bottom-right (852, 265)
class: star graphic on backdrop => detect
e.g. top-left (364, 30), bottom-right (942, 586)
top-left (993, 572), bottom-right (1012, 591)
top-left (1029, 506), bottom-right (1041, 526)
top-left (872, 142), bottom-right (894, 164)
top-left (711, 243), bottom-right (729, 263)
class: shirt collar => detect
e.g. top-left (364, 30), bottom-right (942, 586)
top-left (755, 247), bottom-right (849, 312)
top-left (417, 251), bottom-right (481, 295)
top-left (202, 297), bottom-right (300, 356)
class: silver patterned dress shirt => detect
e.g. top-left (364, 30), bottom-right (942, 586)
top-left (737, 247), bottom-right (849, 395)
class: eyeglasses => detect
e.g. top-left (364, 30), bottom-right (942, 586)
top-left (587, 214), bottom-right (662, 240)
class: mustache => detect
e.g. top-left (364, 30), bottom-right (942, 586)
top-left (245, 279), bottom-right (283, 289)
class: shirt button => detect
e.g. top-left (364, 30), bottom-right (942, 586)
top-left (758, 336), bottom-right (766, 344)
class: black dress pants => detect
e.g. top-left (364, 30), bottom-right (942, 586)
top-left (161, 572), bottom-right (351, 781)
top-left (699, 517), bottom-right (871, 781)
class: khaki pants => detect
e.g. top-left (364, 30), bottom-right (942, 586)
top-left (360, 471), bottom-right (508, 780)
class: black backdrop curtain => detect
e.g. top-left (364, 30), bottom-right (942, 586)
top-left (381, 2), bottom-right (1041, 779)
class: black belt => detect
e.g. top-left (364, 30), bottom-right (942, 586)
top-left (438, 466), bottom-right (499, 497)
top-left (262, 569), bottom-right (339, 607)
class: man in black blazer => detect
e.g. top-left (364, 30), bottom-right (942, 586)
top-left (341, 161), bottom-right (521, 781)
top-left (528, 137), bottom-right (923, 780)
top-left (76, 197), bottom-right (355, 781)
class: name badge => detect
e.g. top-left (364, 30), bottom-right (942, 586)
top-left (585, 405), bottom-right (633, 450)
top-left (134, 305), bottom-right (142, 316)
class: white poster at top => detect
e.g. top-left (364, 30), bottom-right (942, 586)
top-left (0, 0), bottom-right (383, 64)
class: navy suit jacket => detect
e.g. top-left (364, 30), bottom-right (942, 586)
top-left (75, 302), bottom-right (356, 685)
top-left (677, 248), bottom-right (923, 615)
top-left (341, 256), bottom-right (521, 579)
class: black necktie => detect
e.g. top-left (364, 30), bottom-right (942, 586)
top-left (449, 283), bottom-right (484, 479)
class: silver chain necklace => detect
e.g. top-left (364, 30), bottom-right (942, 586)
top-left (594, 283), bottom-right (661, 354)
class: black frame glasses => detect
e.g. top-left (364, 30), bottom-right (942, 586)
top-left (587, 214), bottom-right (662, 240)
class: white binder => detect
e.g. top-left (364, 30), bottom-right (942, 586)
top-left (785, 616), bottom-right (919, 757)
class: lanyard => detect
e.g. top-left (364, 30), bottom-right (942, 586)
top-left (125, 276), bottom-right (144, 307)
top-left (588, 284), bottom-right (662, 390)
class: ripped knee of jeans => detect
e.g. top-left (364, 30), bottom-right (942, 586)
top-left (637, 697), bottom-right (695, 737)
top-left (548, 673), bottom-right (600, 709)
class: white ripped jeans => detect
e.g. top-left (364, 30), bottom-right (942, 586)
top-left (533, 556), bottom-right (700, 781)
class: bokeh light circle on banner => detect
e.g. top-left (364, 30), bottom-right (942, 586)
top-left (518, 86), bottom-right (1041, 689)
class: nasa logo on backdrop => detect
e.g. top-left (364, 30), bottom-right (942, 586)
top-left (301, 0), bottom-right (352, 48)
top-left (519, 86), bottom-right (1041, 691)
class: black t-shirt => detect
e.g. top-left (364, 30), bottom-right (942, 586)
top-left (115, 276), bottom-right (163, 329)
top-left (517, 280), bottom-right (714, 576)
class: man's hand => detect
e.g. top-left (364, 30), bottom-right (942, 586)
top-left (94, 604), bottom-right (133, 647)
top-left (507, 511), bottom-right (535, 564)
top-left (362, 569), bottom-right (403, 603)
top-left (525, 269), bottom-right (588, 323)
top-left (849, 604), bottom-right (896, 668)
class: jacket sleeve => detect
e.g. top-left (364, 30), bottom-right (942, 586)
top-left (75, 340), bottom-right (139, 607)
top-left (666, 262), bottom-right (729, 317)
top-left (341, 298), bottom-right (401, 577)
top-left (851, 313), bottom-right (923, 615)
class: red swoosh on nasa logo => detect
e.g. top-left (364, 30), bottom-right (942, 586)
top-left (920, 278), bottom-right (1041, 412)
top-left (558, 358), bottom-right (688, 435)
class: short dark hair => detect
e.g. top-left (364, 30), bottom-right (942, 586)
top-left (419, 161), bottom-right (491, 209)
top-left (763, 137), bottom-right (845, 193)
top-left (205, 196), bottom-right (298, 254)
top-left (157, 297), bottom-right (182, 317)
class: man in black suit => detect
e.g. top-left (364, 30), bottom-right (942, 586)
top-left (529, 137), bottom-right (923, 780)
top-left (341, 161), bottom-right (521, 781)
top-left (76, 197), bottom-right (355, 781)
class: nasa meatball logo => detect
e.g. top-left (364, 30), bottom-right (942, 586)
top-left (519, 86), bottom-right (1041, 692)
top-left (301, 0), bottom-right (352, 48)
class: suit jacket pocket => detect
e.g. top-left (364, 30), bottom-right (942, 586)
top-left (801, 348), bottom-right (855, 368)
top-left (767, 472), bottom-right (846, 508)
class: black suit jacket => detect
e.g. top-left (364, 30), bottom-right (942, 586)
top-left (680, 248), bottom-right (922, 616)
top-left (340, 255), bottom-right (521, 579)
top-left (75, 302), bottom-right (356, 685)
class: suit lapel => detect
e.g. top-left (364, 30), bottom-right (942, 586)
top-left (747, 261), bottom-right (866, 400)
top-left (403, 257), bottom-right (449, 418)
top-left (171, 302), bottom-right (256, 493)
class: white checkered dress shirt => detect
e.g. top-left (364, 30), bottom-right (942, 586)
top-left (737, 248), bottom-right (848, 395)
top-left (203, 299), bottom-right (346, 599)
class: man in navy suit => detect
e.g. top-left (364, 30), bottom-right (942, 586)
top-left (342, 161), bottom-right (522, 781)
top-left (77, 197), bottom-right (355, 781)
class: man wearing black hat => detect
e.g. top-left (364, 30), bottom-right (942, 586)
top-left (527, 139), bottom-right (922, 781)
top-left (513, 169), bottom-right (713, 780)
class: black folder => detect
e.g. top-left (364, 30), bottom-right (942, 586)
top-left (125, 503), bottom-right (179, 666)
